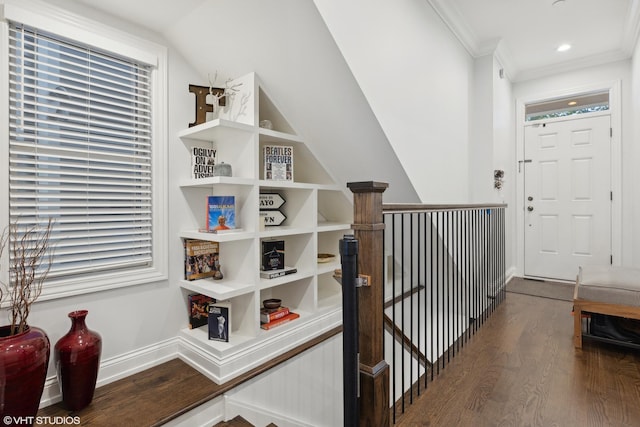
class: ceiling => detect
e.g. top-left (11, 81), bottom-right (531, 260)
top-left (75, 0), bottom-right (640, 82)
top-left (429, 0), bottom-right (640, 81)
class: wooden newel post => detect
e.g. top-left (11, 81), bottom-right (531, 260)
top-left (347, 181), bottom-right (390, 427)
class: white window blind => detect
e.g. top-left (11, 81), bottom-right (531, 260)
top-left (8, 22), bottom-right (154, 281)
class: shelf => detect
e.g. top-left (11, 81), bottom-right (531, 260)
top-left (258, 128), bottom-right (304, 144)
top-left (179, 176), bottom-right (256, 188)
top-left (317, 260), bottom-right (340, 275)
top-left (176, 72), bottom-right (350, 384)
top-left (178, 118), bottom-right (254, 141)
top-left (258, 180), bottom-right (321, 190)
top-left (180, 326), bottom-right (255, 355)
top-left (258, 267), bottom-right (315, 290)
top-left (317, 222), bottom-right (351, 233)
top-left (315, 183), bottom-right (344, 191)
top-left (180, 278), bottom-right (254, 301)
top-left (256, 309), bottom-right (311, 336)
top-left (181, 230), bottom-right (255, 242)
top-left (259, 227), bottom-right (315, 238)
top-left (317, 293), bottom-right (342, 311)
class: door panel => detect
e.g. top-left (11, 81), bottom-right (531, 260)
top-left (524, 115), bottom-right (611, 281)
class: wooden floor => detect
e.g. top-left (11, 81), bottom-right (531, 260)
top-left (37, 327), bottom-right (341, 426)
top-left (37, 358), bottom-right (221, 426)
top-left (395, 292), bottom-right (640, 427)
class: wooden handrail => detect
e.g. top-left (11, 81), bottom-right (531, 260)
top-left (383, 203), bottom-right (507, 213)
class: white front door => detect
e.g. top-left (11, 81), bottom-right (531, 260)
top-left (524, 114), bottom-right (611, 281)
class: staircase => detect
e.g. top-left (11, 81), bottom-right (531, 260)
top-left (214, 416), bottom-right (277, 427)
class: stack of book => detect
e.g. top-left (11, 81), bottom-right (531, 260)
top-left (260, 266), bottom-right (297, 279)
top-left (260, 305), bottom-right (300, 330)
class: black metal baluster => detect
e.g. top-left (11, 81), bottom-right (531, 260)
top-left (452, 210), bottom-right (457, 353)
top-left (474, 209), bottom-right (479, 333)
top-left (391, 213), bottom-right (397, 422)
top-left (423, 211), bottom-right (429, 389)
top-left (430, 211), bottom-right (435, 381)
top-left (401, 213), bottom-right (405, 413)
top-left (464, 209), bottom-right (470, 342)
top-left (409, 212), bottom-right (414, 403)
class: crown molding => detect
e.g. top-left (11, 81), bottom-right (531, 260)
top-left (427, 0), bottom-right (478, 56)
top-left (514, 49), bottom-right (631, 83)
top-left (622, 0), bottom-right (640, 56)
top-left (427, 0), bottom-right (517, 79)
top-left (428, 0), bottom-right (638, 83)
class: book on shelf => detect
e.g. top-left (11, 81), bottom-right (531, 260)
top-left (191, 144), bottom-right (217, 179)
top-left (260, 266), bottom-right (297, 279)
top-left (260, 306), bottom-right (291, 324)
top-left (207, 196), bottom-right (236, 231)
top-left (188, 293), bottom-right (216, 329)
top-left (261, 239), bottom-right (284, 271)
top-left (260, 312), bottom-right (300, 330)
top-left (184, 239), bottom-right (221, 281)
top-left (264, 145), bottom-right (293, 181)
top-left (208, 302), bottom-right (231, 342)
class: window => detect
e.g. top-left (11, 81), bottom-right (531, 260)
top-left (1, 4), bottom-right (168, 299)
top-left (525, 91), bottom-right (609, 121)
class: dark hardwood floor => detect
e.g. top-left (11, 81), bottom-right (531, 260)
top-left (38, 328), bottom-right (341, 426)
top-left (395, 292), bottom-right (640, 427)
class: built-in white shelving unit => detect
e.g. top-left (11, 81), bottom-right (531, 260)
top-left (176, 72), bottom-right (352, 383)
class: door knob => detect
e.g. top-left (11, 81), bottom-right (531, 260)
top-left (527, 206), bottom-right (534, 212)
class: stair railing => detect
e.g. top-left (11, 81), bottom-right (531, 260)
top-left (347, 181), bottom-right (507, 425)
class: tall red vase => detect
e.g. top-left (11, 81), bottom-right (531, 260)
top-left (54, 310), bottom-right (102, 411)
top-left (0, 325), bottom-right (50, 425)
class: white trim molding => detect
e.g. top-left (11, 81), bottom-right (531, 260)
top-left (0, 0), bottom-right (169, 300)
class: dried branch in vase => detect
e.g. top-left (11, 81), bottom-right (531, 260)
top-left (0, 218), bottom-right (54, 335)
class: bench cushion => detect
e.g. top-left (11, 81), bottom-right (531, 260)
top-left (577, 265), bottom-right (640, 307)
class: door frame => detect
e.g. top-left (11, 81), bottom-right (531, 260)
top-left (515, 80), bottom-right (622, 281)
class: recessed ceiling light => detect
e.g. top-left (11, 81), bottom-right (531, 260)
top-left (568, 101), bottom-right (577, 106)
top-left (557, 44), bottom-right (571, 52)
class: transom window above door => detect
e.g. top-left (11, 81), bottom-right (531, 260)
top-left (525, 91), bottom-right (609, 122)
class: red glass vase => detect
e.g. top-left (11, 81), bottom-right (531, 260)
top-left (54, 310), bottom-right (102, 411)
top-left (0, 325), bottom-right (50, 425)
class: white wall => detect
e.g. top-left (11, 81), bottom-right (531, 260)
top-left (314, 0), bottom-right (474, 203)
top-left (469, 55), bottom-right (495, 203)
top-left (512, 60), bottom-right (636, 268)
top-left (226, 333), bottom-right (343, 427)
top-left (492, 57), bottom-right (516, 275)
top-left (632, 41), bottom-right (640, 267)
top-left (161, 0), bottom-right (419, 203)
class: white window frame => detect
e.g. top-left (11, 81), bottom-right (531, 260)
top-left (0, 1), bottom-right (168, 300)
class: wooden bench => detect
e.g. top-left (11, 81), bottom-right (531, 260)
top-left (573, 265), bottom-right (640, 349)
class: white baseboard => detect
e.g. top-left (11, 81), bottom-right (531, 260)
top-left (225, 396), bottom-right (315, 427)
top-left (40, 337), bottom-right (180, 408)
top-left (178, 308), bottom-right (342, 384)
